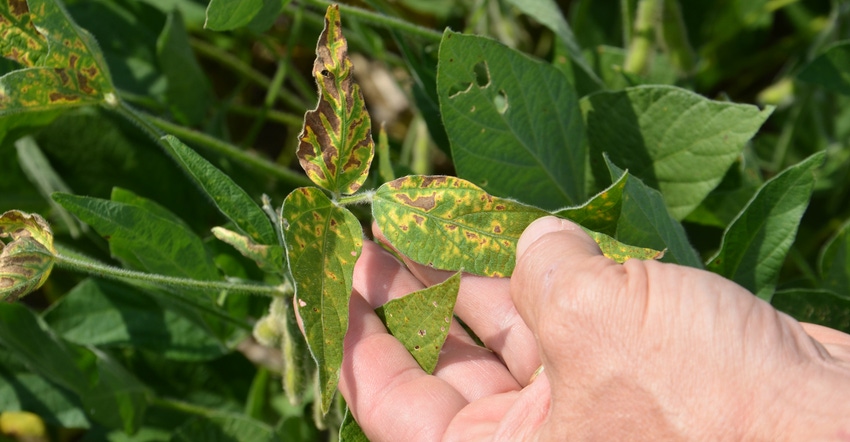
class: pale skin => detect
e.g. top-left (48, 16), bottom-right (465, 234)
top-left (339, 216), bottom-right (850, 441)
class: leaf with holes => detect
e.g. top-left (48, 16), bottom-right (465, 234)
top-left (707, 152), bottom-right (824, 300)
top-left (280, 187), bottom-right (363, 414)
top-left (555, 171), bottom-right (628, 236)
top-left (373, 175), bottom-right (548, 277)
top-left (297, 5), bottom-right (374, 195)
top-left (0, 0), bottom-right (114, 113)
top-left (582, 85), bottom-right (773, 220)
top-left (437, 31), bottom-right (586, 210)
top-left (0, 210), bottom-right (55, 301)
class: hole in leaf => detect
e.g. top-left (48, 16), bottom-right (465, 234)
top-left (473, 61), bottom-right (489, 88)
top-left (493, 89), bottom-right (508, 114)
top-left (448, 81), bottom-right (473, 98)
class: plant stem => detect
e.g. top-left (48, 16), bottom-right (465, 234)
top-left (300, 0), bottom-right (442, 42)
top-left (624, 0), bottom-right (663, 75)
top-left (336, 191), bottom-right (374, 206)
top-left (152, 397), bottom-right (219, 418)
top-left (54, 252), bottom-right (290, 297)
top-left (660, 0), bottom-right (696, 74)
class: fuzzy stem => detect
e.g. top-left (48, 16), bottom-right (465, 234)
top-left (336, 191), bottom-right (374, 206)
top-left (54, 253), bottom-right (290, 297)
top-left (301, 0), bottom-right (442, 42)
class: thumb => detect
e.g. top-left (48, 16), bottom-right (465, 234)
top-left (511, 216), bottom-right (612, 346)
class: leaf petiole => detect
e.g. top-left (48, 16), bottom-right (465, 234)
top-left (336, 191), bottom-right (375, 206)
top-left (54, 250), bottom-right (290, 297)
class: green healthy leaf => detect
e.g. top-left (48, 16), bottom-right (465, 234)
top-left (707, 152), bottom-right (824, 300)
top-left (798, 40), bottom-right (850, 96)
top-left (771, 289), bottom-right (850, 333)
top-left (211, 227), bottom-right (283, 274)
top-left (582, 85), bottom-right (773, 220)
top-left (0, 369), bottom-right (90, 429)
top-left (156, 9), bottom-right (212, 125)
top-left (373, 175), bottom-right (548, 277)
top-left (170, 414), bottom-right (277, 442)
top-left (0, 210), bottom-right (55, 301)
top-left (555, 171), bottom-right (628, 236)
top-left (204, 0), bottom-right (263, 31)
top-left (0, 0), bottom-right (114, 113)
top-left (339, 409), bottom-right (369, 442)
top-left (163, 135), bottom-right (277, 246)
top-left (606, 158), bottom-right (703, 268)
top-left (297, 5), bottom-right (374, 195)
top-left (43, 278), bottom-right (227, 361)
top-left (281, 187), bottom-right (363, 413)
top-left (819, 220), bottom-right (850, 295)
top-left (503, 0), bottom-right (603, 89)
top-left (53, 192), bottom-right (219, 281)
top-left (0, 302), bottom-right (148, 433)
top-left (377, 271), bottom-right (460, 373)
top-left (437, 31), bottom-right (586, 210)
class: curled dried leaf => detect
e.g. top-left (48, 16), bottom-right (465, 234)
top-left (0, 210), bottom-right (56, 301)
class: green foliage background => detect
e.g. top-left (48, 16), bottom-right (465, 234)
top-left (1, 0), bottom-right (850, 440)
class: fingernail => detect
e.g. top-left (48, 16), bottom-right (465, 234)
top-left (516, 216), bottom-right (578, 260)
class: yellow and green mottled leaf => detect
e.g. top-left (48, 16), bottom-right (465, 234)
top-left (376, 271), bottom-right (460, 373)
top-left (373, 175), bottom-right (549, 277)
top-left (281, 187), bottom-right (363, 414)
top-left (0, 210), bottom-right (55, 301)
top-left (556, 172), bottom-right (628, 236)
top-left (0, 0), bottom-right (48, 67)
top-left (297, 5), bottom-right (374, 195)
top-left (0, 0), bottom-right (114, 117)
top-left (211, 227), bottom-right (283, 274)
top-left (584, 229), bottom-right (664, 263)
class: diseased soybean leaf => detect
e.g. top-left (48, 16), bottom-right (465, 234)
top-left (163, 135), bottom-right (277, 246)
top-left (771, 289), bottom-right (850, 333)
top-left (43, 278), bottom-right (227, 361)
top-left (53, 192), bottom-right (219, 281)
top-left (204, 0), bottom-right (263, 31)
top-left (582, 85), bottom-right (773, 220)
top-left (798, 40), bottom-right (850, 96)
top-left (0, 0), bottom-right (114, 112)
top-left (297, 5), bottom-right (374, 195)
top-left (584, 229), bottom-right (664, 263)
top-left (373, 175), bottom-right (548, 277)
top-left (156, 9), bottom-right (212, 125)
top-left (555, 171), bottom-right (628, 236)
top-left (437, 31), bottom-right (586, 210)
top-left (281, 187), bottom-right (363, 414)
top-left (707, 152), bottom-right (824, 300)
top-left (0, 302), bottom-right (148, 433)
top-left (606, 158), bottom-right (703, 268)
top-left (819, 220), bottom-right (850, 295)
top-left (376, 271), bottom-right (460, 373)
top-left (0, 210), bottom-right (55, 301)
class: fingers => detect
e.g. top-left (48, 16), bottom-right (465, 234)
top-left (340, 292), bottom-right (465, 441)
top-left (351, 240), bottom-right (521, 401)
top-left (372, 223), bottom-right (542, 385)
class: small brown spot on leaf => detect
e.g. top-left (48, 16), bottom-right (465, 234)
top-left (420, 176), bottom-right (447, 188)
top-left (395, 193), bottom-right (437, 211)
top-left (413, 345), bottom-right (421, 350)
top-left (418, 329), bottom-right (426, 337)
top-left (465, 232), bottom-right (478, 240)
top-left (493, 225), bottom-right (502, 233)
top-left (446, 225), bottom-right (457, 231)
top-left (495, 204), bottom-right (505, 211)
top-left (412, 214), bottom-right (425, 225)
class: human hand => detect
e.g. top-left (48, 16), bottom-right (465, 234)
top-left (340, 216), bottom-right (850, 441)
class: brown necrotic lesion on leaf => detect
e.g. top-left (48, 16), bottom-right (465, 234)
top-left (297, 5), bottom-right (374, 195)
top-left (0, 210), bottom-right (56, 302)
